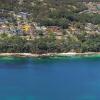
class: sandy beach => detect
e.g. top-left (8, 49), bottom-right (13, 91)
top-left (0, 52), bottom-right (98, 57)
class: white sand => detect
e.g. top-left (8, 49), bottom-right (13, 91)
top-left (0, 52), bottom-right (98, 57)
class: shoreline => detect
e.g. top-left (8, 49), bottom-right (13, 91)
top-left (0, 52), bottom-right (99, 57)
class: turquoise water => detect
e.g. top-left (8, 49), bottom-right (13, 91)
top-left (0, 56), bottom-right (100, 100)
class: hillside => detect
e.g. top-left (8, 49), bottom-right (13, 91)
top-left (0, 0), bottom-right (100, 53)
top-left (0, 0), bottom-right (88, 27)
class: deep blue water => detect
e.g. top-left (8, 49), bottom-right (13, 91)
top-left (0, 56), bottom-right (100, 100)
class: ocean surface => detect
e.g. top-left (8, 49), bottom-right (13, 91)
top-left (0, 56), bottom-right (100, 100)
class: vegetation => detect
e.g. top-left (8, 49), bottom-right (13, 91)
top-left (0, 33), bottom-right (99, 54)
top-left (0, 0), bottom-right (88, 28)
top-left (1, 0), bottom-right (100, 27)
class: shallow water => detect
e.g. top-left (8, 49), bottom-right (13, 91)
top-left (0, 56), bottom-right (100, 100)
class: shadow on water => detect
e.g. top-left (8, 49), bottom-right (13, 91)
top-left (0, 56), bottom-right (29, 69)
top-left (30, 55), bottom-right (100, 63)
top-left (0, 55), bottom-right (100, 69)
